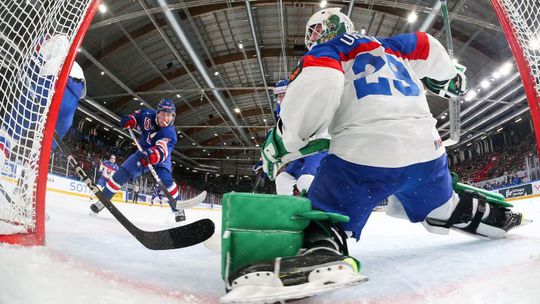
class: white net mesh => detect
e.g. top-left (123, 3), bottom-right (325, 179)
top-left (498, 0), bottom-right (540, 97)
top-left (0, 1), bottom-right (93, 237)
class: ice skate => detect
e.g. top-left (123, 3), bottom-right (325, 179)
top-left (221, 251), bottom-right (367, 304)
top-left (174, 209), bottom-right (186, 222)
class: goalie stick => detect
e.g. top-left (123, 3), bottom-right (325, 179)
top-left (440, 0), bottom-right (461, 147)
top-left (54, 132), bottom-right (215, 250)
top-left (127, 129), bottom-right (207, 211)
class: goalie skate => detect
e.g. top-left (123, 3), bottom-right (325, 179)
top-left (220, 254), bottom-right (368, 304)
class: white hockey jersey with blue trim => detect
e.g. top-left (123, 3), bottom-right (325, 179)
top-left (280, 32), bottom-right (456, 168)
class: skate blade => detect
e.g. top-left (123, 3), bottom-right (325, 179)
top-left (220, 270), bottom-right (368, 303)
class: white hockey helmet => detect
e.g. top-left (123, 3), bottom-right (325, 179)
top-left (305, 8), bottom-right (355, 50)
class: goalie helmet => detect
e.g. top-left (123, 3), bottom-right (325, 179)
top-left (157, 99), bottom-right (176, 115)
top-left (305, 8), bottom-right (355, 50)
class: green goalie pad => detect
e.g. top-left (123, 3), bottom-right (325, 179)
top-left (220, 192), bottom-right (349, 279)
top-left (450, 173), bottom-right (512, 208)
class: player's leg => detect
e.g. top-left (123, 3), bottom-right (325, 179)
top-left (154, 167), bottom-right (185, 222)
top-left (308, 154), bottom-right (398, 239)
top-left (52, 78), bottom-right (84, 150)
top-left (90, 153), bottom-right (147, 214)
top-left (392, 154), bottom-right (526, 239)
top-left (296, 151), bottom-right (328, 194)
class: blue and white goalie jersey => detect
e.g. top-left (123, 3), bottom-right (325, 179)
top-left (280, 32), bottom-right (457, 168)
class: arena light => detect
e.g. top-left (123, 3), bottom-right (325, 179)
top-left (480, 135), bottom-right (487, 140)
top-left (176, 94), bottom-right (181, 98)
top-left (214, 71), bottom-right (219, 76)
top-left (465, 91), bottom-right (477, 101)
top-left (238, 43), bottom-right (244, 49)
top-left (85, 117), bottom-right (92, 122)
top-left (319, 0), bottom-right (327, 8)
top-left (234, 107), bottom-right (241, 113)
top-left (515, 117), bottom-right (523, 123)
top-left (407, 12), bottom-right (418, 23)
top-left (100, 71), bottom-right (105, 76)
top-left (497, 127), bottom-right (504, 132)
top-left (492, 71), bottom-right (501, 79)
top-left (139, 102), bottom-right (144, 106)
top-left (263, 118), bottom-right (267, 122)
top-left (255, 144), bottom-right (260, 147)
top-left (98, 4), bottom-right (107, 13)
top-left (361, 29), bottom-right (366, 35)
top-left (480, 80), bottom-right (490, 89)
top-left (499, 62), bottom-right (513, 76)
top-left (214, 133), bottom-right (218, 136)
top-left (251, 136), bottom-right (255, 139)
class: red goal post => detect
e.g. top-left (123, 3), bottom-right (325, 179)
top-left (0, 0), bottom-right (101, 246)
top-left (490, 0), bottom-right (540, 157)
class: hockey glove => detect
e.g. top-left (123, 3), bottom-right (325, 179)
top-left (422, 63), bottom-right (468, 99)
top-left (120, 114), bottom-right (137, 129)
top-left (137, 148), bottom-right (160, 167)
top-left (261, 121), bottom-right (289, 181)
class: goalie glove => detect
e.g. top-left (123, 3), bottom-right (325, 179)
top-left (261, 120), bottom-right (331, 181)
top-left (422, 63), bottom-right (468, 99)
top-left (261, 120), bottom-right (288, 181)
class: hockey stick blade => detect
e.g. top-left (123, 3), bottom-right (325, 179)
top-left (53, 133), bottom-right (215, 250)
top-left (176, 190), bottom-right (207, 209)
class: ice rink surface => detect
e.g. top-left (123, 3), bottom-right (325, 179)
top-left (1, 191), bottom-right (540, 304)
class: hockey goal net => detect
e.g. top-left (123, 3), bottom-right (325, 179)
top-left (0, 1), bottom-right (100, 245)
top-left (490, 0), bottom-right (540, 156)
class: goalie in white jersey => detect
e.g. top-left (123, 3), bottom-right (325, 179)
top-left (262, 7), bottom-right (527, 241)
top-left (221, 8), bottom-right (529, 303)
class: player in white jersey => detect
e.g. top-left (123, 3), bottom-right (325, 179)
top-left (221, 8), bottom-right (528, 303)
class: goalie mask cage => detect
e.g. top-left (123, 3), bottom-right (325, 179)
top-left (490, 0), bottom-right (540, 158)
top-left (0, 0), bottom-right (100, 246)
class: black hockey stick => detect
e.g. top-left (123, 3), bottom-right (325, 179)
top-left (53, 132), bottom-right (214, 250)
top-left (127, 129), bottom-right (206, 211)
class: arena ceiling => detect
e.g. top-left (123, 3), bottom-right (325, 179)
top-left (76, 0), bottom-right (528, 174)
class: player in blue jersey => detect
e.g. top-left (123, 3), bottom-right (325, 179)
top-left (89, 99), bottom-right (186, 222)
top-left (0, 34), bottom-right (86, 169)
top-left (223, 8), bottom-right (528, 301)
top-left (150, 184), bottom-right (164, 207)
top-left (272, 79), bottom-right (329, 196)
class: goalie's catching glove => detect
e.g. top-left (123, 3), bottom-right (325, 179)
top-left (422, 63), bottom-right (468, 99)
top-left (261, 120), bottom-right (288, 181)
top-left (261, 120), bottom-right (331, 181)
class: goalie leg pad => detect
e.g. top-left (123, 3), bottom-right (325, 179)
top-left (221, 193), bottom-right (366, 303)
top-left (424, 189), bottom-right (526, 239)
